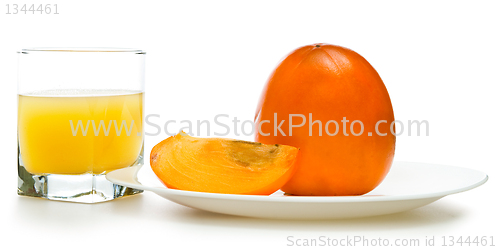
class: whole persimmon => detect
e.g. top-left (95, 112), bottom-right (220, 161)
top-left (255, 43), bottom-right (395, 196)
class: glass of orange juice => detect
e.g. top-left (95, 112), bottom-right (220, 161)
top-left (17, 48), bottom-right (145, 203)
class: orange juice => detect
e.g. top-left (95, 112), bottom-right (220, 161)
top-left (18, 90), bottom-right (144, 175)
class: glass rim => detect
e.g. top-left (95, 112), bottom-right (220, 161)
top-left (18, 47), bottom-right (145, 54)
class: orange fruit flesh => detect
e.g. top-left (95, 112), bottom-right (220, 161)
top-left (151, 132), bottom-right (299, 195)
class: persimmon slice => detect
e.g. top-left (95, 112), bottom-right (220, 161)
top-left (150, 132), bottom-right (299, 195)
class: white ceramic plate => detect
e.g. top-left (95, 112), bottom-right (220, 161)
top-left (106, 161), bottom-right (488, 220)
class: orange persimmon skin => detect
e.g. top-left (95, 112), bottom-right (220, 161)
top-left (255, 43), bottom-right (395, 196)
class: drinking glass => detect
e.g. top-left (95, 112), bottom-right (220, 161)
top-left (17, 48), bottom-right (145, 203)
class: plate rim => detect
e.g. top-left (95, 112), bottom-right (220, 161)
top-left (106, 161), bottom-right (488, 203)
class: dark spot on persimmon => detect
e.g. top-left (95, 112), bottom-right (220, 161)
top-left (232, 140), bottom-right (262, 146)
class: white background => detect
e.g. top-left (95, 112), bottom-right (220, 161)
top-left (1, 0), bottom-right (499, 248)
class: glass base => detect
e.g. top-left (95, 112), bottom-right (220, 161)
top-left (17, 165), bottom-right (143, 203)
